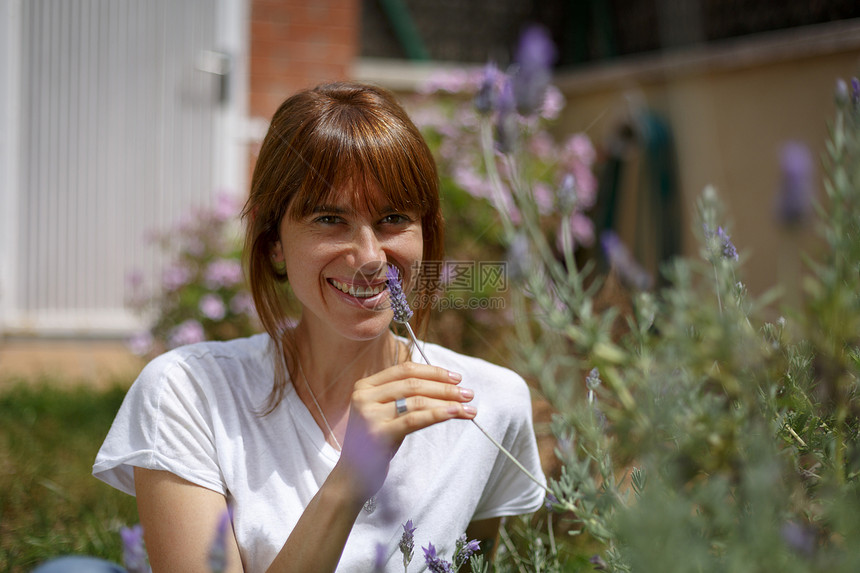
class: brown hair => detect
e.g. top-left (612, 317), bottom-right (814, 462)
top-left (242, 82), bottom-right (444, 411)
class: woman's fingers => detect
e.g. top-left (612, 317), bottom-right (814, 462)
top-left (359, 361), bottom-right (462, 387)
top-left (350, 365), bottom-right (478, 443)
top-left (356, 361), bottom-right (470, 403)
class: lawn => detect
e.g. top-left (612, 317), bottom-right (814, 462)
top-left (0, 380), bottom-right (138, 571)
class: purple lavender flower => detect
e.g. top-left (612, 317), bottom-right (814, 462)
top-left (199, 294), bottom-right (227, 320)
top-left (120, 524), bottom-right (149, 573)
top-left (399, 519), bottom-right (416, 569)
top-left (423, 543), bottom-right (454, 573)
top-left (852, 77), bottom-right (860, 107)
top-left (775, 141), bottom-right (815, 227)
top-left (716, 227), bottom-right (738, 261)
top-left (208, 507), bottom-right (233, 573)
top-left (781, 521), bottom-right (816, 558)
top-left (511, 24), bottom-right (557, 115)
top-left (453, 535), bottom-right (481, 568)
top-left (495, 77), bottom-right (518, 153)
top-left (600, 231), bottom-right (653, 291)
top-left (590, 554), bottom-right (609, 570)
top-left (544, 493), bottom-right (559, 511)
top-left (386, 265), bottom-right (413, 323)
top-left (702, 224), bottom-right (739, 261)
top-left (474, 62), bottom-right (500, 114)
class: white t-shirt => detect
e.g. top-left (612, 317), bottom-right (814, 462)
top-left (93, 333), bottom-right (546, 572)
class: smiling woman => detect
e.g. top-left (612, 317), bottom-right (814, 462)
top-left (92, 82), bottom-right (545, 572)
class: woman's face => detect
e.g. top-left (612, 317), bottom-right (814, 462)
top-left (273, 182), bottom-right (424, 341)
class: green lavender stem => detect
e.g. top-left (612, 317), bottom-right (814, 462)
top-left (402, 323), bottom-right (550, 494)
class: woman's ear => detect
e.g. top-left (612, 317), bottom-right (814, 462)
top-left (271, 241), bottom-right (285, 263)
top-left (271, 241), bottom-right (287, 277)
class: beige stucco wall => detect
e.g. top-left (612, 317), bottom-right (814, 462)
top-left (554, 19), bottom-right (860, 307)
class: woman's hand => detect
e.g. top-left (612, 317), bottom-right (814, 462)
top-left (338, 361), bottom-right (476, 499)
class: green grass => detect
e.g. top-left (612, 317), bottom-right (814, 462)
top-left (0, 380), bottom-right (139, 572)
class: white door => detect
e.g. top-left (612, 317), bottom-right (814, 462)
top-left (0, 0), bottom-right (248, 336)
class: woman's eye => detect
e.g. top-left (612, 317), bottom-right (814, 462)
top-left (314, 215), bottom-right (342, 225)
top-left (380, 213), bottom-right (410, 225)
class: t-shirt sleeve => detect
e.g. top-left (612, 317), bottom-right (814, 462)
top-left (471, 371), bottom-right (547, 520)
top-left (92, 352), bottom-right (225, 496)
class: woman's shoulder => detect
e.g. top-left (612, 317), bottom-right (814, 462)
top-left (146, 332), bottom-right (270, 368)
top-left (138, 333), bottom-right (273, 391)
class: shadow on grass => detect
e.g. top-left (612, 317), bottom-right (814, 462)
top-left (0, 379), bottom-right (138, 572)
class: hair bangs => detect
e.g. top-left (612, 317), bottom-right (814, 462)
top-left (286, 102), bottom-right (437, 221)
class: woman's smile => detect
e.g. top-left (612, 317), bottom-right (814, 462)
top-left (328, 279), bottom-right (385, 299)
top-left (327, 277), bottom-right (388, 305)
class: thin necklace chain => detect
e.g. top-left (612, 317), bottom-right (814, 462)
top-left (297, 358), bottom-right (343, 451)
top-left (296, 339), bottom-right (401, 453)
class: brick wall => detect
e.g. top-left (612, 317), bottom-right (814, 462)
top-left (249, 0), bottom-right (360, 121)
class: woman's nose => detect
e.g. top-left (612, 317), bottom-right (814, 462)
top-left (350, 225), bottom-right (386, 269)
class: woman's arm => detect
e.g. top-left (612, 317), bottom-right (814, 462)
top-left (134, 468), bottom-right (243, 573)
top-left (135, 463), bottom-right (365, 573)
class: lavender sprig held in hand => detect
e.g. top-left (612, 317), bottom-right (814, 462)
top-left (385, 265), bottom-right (549, 494)
top-left (387, 265), bottom-right (429, 364)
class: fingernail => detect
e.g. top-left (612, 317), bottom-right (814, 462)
top-left (448, 371), bottom-right (463, 382)
top-left (460, 387), bottom-right (474, 400)
top-left (463, 405), bottom-right (477, 416)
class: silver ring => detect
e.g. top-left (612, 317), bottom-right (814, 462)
top-left (395, 397), bottom-right (408, 416)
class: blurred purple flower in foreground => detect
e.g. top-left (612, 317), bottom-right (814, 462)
top-left (372, 542), bottom-right (386, 573)
top-left (512, 24), bottom-right (557, 115)
top-left (120, 524), bottom-right (150, 573)
top-left (781, 521), bottom-right (816, 559)
top-left (208, 507), bottom-right (233, 573)
top-left (601, 231), bottom-right (654, 291)
top-left (775, 141), bottom-right (816, 227)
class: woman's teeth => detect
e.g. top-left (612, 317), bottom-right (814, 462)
top-left (330, 279), bottom-right (385, 299)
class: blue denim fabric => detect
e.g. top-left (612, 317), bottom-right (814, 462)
top-left (32, 556), bottom-right (128, 573)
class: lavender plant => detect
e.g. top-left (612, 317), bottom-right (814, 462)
top-left (120, 524), bottom-right (150, 573)
top-left (405, 31), bottom-right (596, 357)
top-left (466, 34), bottom-right (860, 571)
